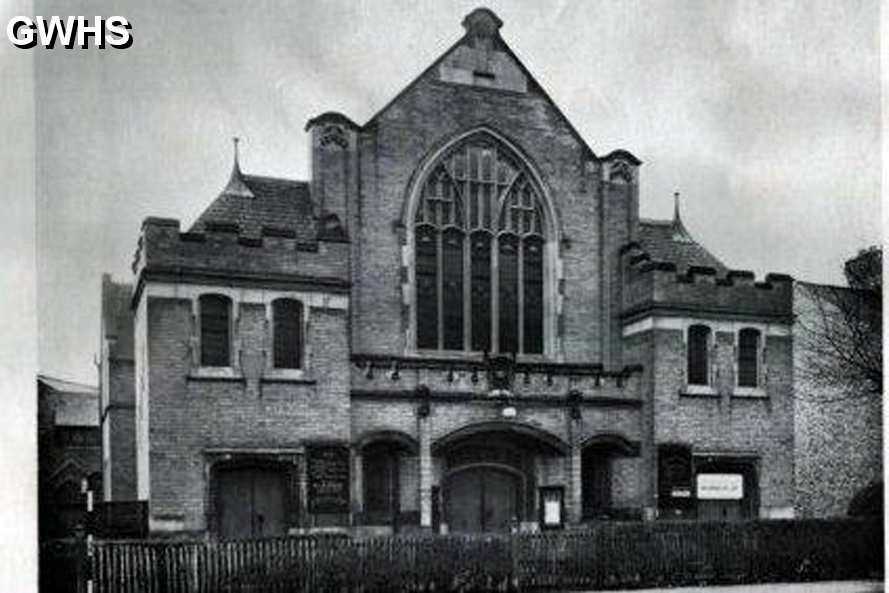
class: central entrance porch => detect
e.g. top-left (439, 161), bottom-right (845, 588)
top-left (434, 421), bottom-right (569, 533)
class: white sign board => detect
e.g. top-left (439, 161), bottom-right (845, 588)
top-left (543, 497), bottom-right (561, 525)
top-left (696, 473), bottom-right (743, 500)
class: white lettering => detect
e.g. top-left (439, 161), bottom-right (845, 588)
top-left (105, 16), bottom-right (132, 49)
top-left (8, 15), bottom-right (133, 49)
top-left (7, 16), bottom-right (35, 48)
top-left (77, 16), bottom-right (103, 49)
top-left (36, 15), bottom-right (77, 48)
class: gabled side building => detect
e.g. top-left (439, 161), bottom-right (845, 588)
top-left (105, 8), bottom-right (798, 538)
top-left (37, 375), bottom-right (101, 538)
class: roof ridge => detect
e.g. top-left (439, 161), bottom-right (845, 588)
top-left (242, 173), bottom-right (308, 185)
top-left (38, 374), bottom-right (98, 393)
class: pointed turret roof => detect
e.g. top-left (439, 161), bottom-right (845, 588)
top-left (637, 192), bottom-right (727, 273)
top-left (190, 140), bottom-right (316, 242)
top-left (220, 137), bottom-right (254, 198)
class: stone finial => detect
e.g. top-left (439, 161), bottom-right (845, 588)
top-left (462, 7), bottom-right (503, 37)
top-left (222, 136), bottom-right (254, 198)
top-left (671, 191), bottom-right (694, 244)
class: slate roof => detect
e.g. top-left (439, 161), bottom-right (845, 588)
top-left (190, 168), bottom-right (317, 243)
top-left (101, 275), bottom-right (134, 361)
top-left (637, 218), bottom-right (727, 274)
top-left (38, 375), bottom-right (97, 395)
top-left (37, 375), bottom-right (98, 427)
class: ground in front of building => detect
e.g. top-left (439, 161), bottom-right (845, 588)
top-left (575, 580), bottom-right (884, 593)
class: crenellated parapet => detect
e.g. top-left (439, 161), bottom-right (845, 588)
top-left (620, 242), bottom-right (793, 323)
top-left (132, 216), bottom-right (350, 298)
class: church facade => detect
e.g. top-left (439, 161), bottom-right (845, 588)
top-left (122, 8), bottom-right (795, 537)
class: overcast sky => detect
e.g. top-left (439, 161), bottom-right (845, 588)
top-left (35, 0), bottom-right (880, 385)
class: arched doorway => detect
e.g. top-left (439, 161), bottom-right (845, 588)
top-left (580, 433), bottom-right (640, 520)
top-left (434, 421), bottom-right (568, 532)
top-left (445, 464), bottom-right (523, 532)
top-left (357, 430), bottom-right (420, 530)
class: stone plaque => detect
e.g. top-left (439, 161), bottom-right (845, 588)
top-left (307, 444), bottom-right (350, 513)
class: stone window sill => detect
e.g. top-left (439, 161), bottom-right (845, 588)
top-left (188, 367), bottom-right (243, 382)
top-left (680, 384), bottom-right (718, 397)
top-left (261, 369), bottom-right (316, 385)
top-left (732, 387), bottom-right (767, 398)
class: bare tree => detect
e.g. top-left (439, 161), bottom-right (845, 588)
top-left (795, 247), bottom-right (882, 400)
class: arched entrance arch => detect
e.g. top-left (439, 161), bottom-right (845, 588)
top-left (434, 421), bottom-right (567, 532)
top-left (580, 433), bottom-right (640, 520)
top-left (355, 430), bottom-right (419, 530)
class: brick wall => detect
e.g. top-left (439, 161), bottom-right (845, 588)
top-left (794, 284), bottom-right (882, 517)
top-left (107, 359), bottom-right (136, 500)
top-left (648, 326), bottom-right (795, 515)
top-left (352, 72), bottom-right (614, 362)
top-left (144, 294), bottom-right (350, 531)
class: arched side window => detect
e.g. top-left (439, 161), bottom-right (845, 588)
top-left (200, 294), bottom-right (232, 367)
top-left (686, 324), bottom-right (711, 386)
top-left (737, 328), bottom-right (761, 388)
top-left (272, 298), bottom-right (304, 369)
top-left (413, 136), bottom-right (548, 355)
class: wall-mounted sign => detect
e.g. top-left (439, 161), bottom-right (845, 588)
top-left (696, 473), bottom-right (743, 500)
top-left (671, 488), bottom-right (692, 499)
top-left (539, 486), bottom-right (564, 529)
top-left (307, 444), bottom-right (350, 513)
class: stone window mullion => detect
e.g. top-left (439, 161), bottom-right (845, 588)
top-left (463, 231), bottom-right (472, 352)
top-left (436, 230), bottom-right (444, 351)
top-left (517, 236), bottom-right (525, 355)
top-left (492, 234), bottom-right (500, 353)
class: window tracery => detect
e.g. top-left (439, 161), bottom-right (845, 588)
top-left (413, 137), bottom-right (548, 355)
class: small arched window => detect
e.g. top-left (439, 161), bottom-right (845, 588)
top-left (200, 294), bottom-right (232, 367)
top-left (413, 135), bottom-right (549, 355)
top-left (737, 328), bottom-right (761, 388)
top-left (273, 298), bottom-right (303, 369)
top-left (687, 324), bottom-right (711, 386)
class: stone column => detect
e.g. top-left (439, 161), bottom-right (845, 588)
top-left (567, 412), bottom-right (583, 524)
top-left (351, 448), bottom-right (363, 524)
top-left (418, 413), bottom-right (433, 529)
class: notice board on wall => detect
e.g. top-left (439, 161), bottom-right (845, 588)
top-left (307, 444), bottom-right (350, 513)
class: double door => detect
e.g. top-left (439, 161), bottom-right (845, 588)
top-left (445, 467), bottom-right (519, 532)
top-left (217, 467), bottom-right (287, 539)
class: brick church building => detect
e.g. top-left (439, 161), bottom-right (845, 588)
top-left (106, 8), bottom-right (796, 538)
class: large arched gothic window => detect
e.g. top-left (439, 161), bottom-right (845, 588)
top-left (414, 136), bottom-right (548, 355)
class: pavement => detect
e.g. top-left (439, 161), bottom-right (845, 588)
top-left (572, 581), bottom-right (884, 593)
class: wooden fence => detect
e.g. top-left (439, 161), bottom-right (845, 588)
top-left (79, 519), bottom-right (881, 593)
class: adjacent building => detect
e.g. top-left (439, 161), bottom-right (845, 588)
top-left (37, 375), bottom-right (101, 538)
top-left (105, 8), bottom-right (800, 538)
top-left (793, 249), bottom-right (883, 518)
top-left (99, 274), bottom-right (137, 503)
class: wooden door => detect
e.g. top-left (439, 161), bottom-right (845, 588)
top-left (582, 449), bottom-right (613, 518)
top-left (698, 499), bottom-right (742, 521)
top-left (446, 469), bottom-right (482, 532)
top-left (446, 467), bottom-right (519, 532)
top-left (483, 469), bottom-right (518, 531)
top-left (217, 467), bottom-right (287, 539)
